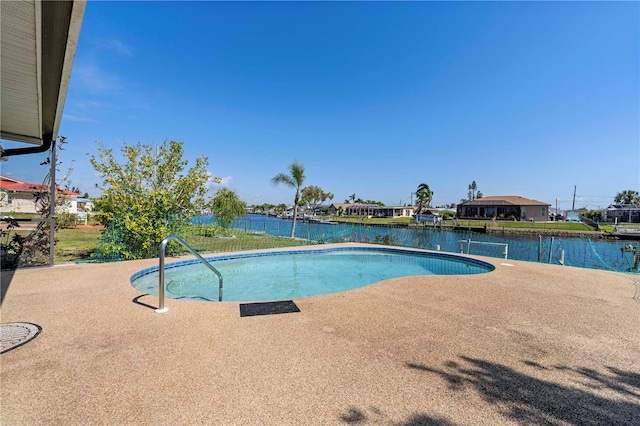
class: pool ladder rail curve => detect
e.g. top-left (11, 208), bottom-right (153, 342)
top-left (156, 234), bottom-right (223, 313)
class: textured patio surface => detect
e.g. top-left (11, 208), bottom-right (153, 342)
top-left (1, 243), bottom-right (639, 425)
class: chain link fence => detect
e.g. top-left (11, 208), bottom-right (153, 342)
top-left (78, 214), bottom-right (639, 274)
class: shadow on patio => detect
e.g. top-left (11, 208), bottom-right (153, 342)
top-left (405, 356), bottom-right (640, 425)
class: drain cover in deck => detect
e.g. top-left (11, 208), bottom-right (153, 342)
top-left (240, 300), bottom-right (300, 317)
top-left (1, 322), bottom-right (42, 354)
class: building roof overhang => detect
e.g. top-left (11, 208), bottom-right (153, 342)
top-left (1, 0), bottom-right (85, 154)
top-left (0, 175), bottom-right (79, 196)
top-left (458, 196), bottom-right (550, 207)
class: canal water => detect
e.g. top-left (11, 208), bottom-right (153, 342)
top-left (192, 214), bottom-right (638, 274)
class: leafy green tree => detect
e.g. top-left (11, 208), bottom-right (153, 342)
top-left (271, 160), bottom-right (306, 238)
top-left (90, 140), bottom-right (217, 259)
top-left (212, 188), bottom-right (246, 228)
top-left (583, 209), bottom-right (601, 220)
top-left (415, 183), bottom-right (434, 213)
top-left (614, 190), bottom-right (640, 204)
top-left (301, 185), bottom-right (334, 216)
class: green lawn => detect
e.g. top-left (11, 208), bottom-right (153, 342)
top-left (1, 212), bottom-right (40, 219)
top-left (450, 219), bottom-right (595, 232)
top-left (52, 226), bottom-right (312, 263)
top-left (55, 227), bottom-right (104, 263)
top-left (185, 231), bottom-right (316, 254)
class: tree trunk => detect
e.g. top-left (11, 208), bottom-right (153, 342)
top-left (291, 191), bottom-right (299, 238)
top-left (291, 205), bottom-right (297, 238)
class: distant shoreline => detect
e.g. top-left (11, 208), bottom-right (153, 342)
top-left (245, 213), bottom-right (634, 240)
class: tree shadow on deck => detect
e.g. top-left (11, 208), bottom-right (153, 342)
top-left (339, 405), bottom-right (456, 426)
top-left (406, 356), bottom-right (640, 425)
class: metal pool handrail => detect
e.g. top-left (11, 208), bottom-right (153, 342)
top-left (156, 234), bottom-right (223, 313)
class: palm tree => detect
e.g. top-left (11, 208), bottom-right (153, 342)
top-left (271, 161), bottom-right (306, 238)
top-left (212, 188), bottom-right (246, 229)
top-left (614, 190), bottom-right (640, 205)
top-left (415, 183), bottom-right (433, 214)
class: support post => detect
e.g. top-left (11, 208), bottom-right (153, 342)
top-left (538, 235), bottom-right (542, 262)
top-left (49, 140), bottom-right (56, 267)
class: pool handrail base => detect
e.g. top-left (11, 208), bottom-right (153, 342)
top-left (157, 234), bottom-right (224, 313)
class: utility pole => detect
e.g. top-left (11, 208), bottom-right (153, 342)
top-left (572, 185), bottom-right (576, 211)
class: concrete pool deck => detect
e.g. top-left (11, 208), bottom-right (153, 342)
top-left (1, 243), bottom-right (639, 425)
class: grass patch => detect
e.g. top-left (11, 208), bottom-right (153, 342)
top-left (51, 226), bottom-right (313, 263)
top-left (600, 225), bottom-right (615, 234)
top-left (184, 230), bottom-right (317, 254)
top-left (0, 212), bottom-right (40, 219)
top-left (55, 227), bottom-right (103, 263)
top-left (449, 219), bottom-right (595, 232)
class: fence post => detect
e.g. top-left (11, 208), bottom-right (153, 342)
top-left (538, 235), bottom-right (542, 262)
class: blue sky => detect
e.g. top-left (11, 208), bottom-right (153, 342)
top-left (2, 1), bottom-right (638, 210)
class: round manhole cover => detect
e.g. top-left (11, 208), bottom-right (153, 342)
top-left (1, 322), bottom-right (42, 354)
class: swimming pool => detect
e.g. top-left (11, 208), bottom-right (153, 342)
top-left (130, 246), bottom-right (495, 302)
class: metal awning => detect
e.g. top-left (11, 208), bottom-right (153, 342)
top-left (1, 0), bottom-right (85, 154)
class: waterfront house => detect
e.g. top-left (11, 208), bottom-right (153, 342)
top-left (605, 204), bottom-right (640, 223)
top-left (328, 203), bottom-right (414, 218)
top-left (457, 196), bottom-right (550, 222)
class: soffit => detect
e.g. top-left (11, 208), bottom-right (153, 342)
top-left (1, 0), bottom-right (85, 145)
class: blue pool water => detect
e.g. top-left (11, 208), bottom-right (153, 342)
top-left (131, 247), bottom-right (494, 302)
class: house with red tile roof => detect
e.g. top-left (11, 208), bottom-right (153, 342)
top-left (0, 176), bottom-right (81, 214)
